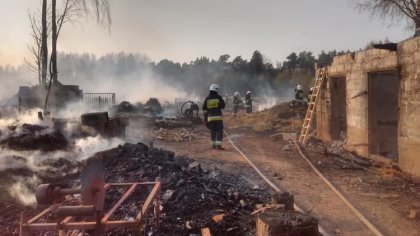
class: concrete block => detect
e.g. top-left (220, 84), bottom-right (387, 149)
top-left (399, 137), bottom-right (420, 178)
top-left (355, 51), bottom-right (366, 61)
top-left (383, 56), bottom-right (398, 68)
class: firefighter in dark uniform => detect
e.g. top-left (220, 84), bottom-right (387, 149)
top-left (307, 87), bottom-right (314, 102)
top-left (245, 91), bottom-right (253, 114)
top-left (203, 84), bottom-right (226, 149)
top-left (233, 92), bottom-right (241, 117)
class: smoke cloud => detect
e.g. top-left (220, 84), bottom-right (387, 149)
top-left (8, 176), bottom-right (39, 206)
top-left (0, 110), bottom-right (126, 205)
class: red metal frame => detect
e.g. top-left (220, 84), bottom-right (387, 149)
top-left (20, 181), bottom-right (161, 236)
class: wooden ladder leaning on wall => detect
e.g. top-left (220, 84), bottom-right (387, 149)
top-left (298, 67), bottom-right (327, 144)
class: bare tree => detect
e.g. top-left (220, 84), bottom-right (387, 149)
top-left (50, 0), bottom-right (112, 84)
top-left (25, 0), bottom-right (52, 86)
top-left (41, 0), bottom-right (49, 86)
top-left (353, 0), bottom-right (420, 36)
top-left (25, 11), bottom-right (43, 85)
top-left (44, 0), bottom-right (112, 112)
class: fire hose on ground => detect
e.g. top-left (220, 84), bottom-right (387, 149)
top-left (224, 130), bottom-right (385, 236)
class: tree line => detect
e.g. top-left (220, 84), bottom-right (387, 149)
top-left (1, 49), bottom-right (351, 99)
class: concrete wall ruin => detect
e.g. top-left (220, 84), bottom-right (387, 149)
top-left (317, 37), bottom-right (420, 177)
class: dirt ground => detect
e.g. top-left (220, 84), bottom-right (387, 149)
top-left (1, 102), bottom-right (419, 235)
top-left (153, 104), bottom-right (420, 236)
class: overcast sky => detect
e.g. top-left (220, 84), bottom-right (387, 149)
top-left (0, 0), bottom-right (411, 66)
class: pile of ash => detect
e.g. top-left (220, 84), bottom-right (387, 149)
top-left (0, 123), bottom-right (68, 151)
top-left (0, 143), bottom-right (269, 235)
top-left (93, 142), bottom-right (270, 235)
top-left (144, 127), bottom-right (197, 142)
top-left (0, 157), bottom-right (80, 236)
top-left (109, 98), bottom-right (164, 118)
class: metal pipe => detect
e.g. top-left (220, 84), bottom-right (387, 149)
top-left (56, 206), bottom-right (95, 217)
top-left (58, 187), bottom-right (81, 195)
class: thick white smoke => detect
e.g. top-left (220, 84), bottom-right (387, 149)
top-left (0, 110), bottom-right (126, 205)
top-left (7, 176), bottom-right (40, 206)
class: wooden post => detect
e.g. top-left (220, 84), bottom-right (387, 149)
top-left (256, 209), bottom-right (319, 236)
top-left (271, 192), bottom-right (294, 211)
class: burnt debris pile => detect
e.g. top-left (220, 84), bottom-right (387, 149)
top-left (0, 140), bottom-right (269, 235)
top-left (109, 98), bottom-right (164, 117)
top-left (94, 142), bottom-right (270, 235)
top-left (0, 123), bottom-right (68, 151)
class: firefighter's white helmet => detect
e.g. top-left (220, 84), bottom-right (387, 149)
top-left (247, 91), bottom-right (251, 95)
top-left (297, 84), bottom-right (303, 90)
top-left (234, 92), bottom-right (239, 97)
top-left (209, 84), bottom-right (220, 92)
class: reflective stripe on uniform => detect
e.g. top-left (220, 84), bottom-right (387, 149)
top-left (207, 99), bottom-right (220, 109)
top-left (215, 141), bottom-right (222, 146)
top-left (208, 116), bottom-right (223, 122)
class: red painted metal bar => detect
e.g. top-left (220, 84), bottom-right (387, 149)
top-left (24, 221), bottom-right (137, 231)
top-left (101, 183), bottom-right (138, 223)
top-left (62, 216), bottom-right (73, 224)
top-left (136, 182), bottom-right (161, 222)
top-left (154, 188), bottom-right (161, 231)
top-left (27, 204), bottom-right (60, 224)
top-left (64, 221), bottom-right (136, 230)
top-left (23, 223), bottom-right (57, 231)
top-left (22, 182), bottom-right (161, 234)
top-left (110, 182), bottom-right (156, 187)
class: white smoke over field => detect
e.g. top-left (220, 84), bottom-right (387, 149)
top-left (62, 65), bottom-right (193, 105)
top-left (0, 68), bottom-right (32, 104)
top-left (254, 84), bottom-right (295, 111)
top-left (256, 96), bottom-right (290, 111)
top-left (0, 110), bottom-right (125, 205)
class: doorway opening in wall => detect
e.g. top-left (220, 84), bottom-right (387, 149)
top-left (330, 77), bottom-right (347, 141)
top-left (368, 71), bottom-right (399, 159)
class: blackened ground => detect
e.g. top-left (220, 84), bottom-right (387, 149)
top-left (0, 142), bottom-right (269, 235)
top-left (0, 158), bottom-right (81, 236)
top-left (93, 143), bottom-right (270, 235)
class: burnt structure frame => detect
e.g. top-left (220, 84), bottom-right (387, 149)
top-left (19, 181), bottom-right (161, 236)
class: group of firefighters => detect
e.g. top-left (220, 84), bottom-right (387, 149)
top-left (202, 83), bottom-right (310, 150)
top-left (229, 91), bottom-right (253, 116)
top-left (292, 83), bottom-right (314, 107)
